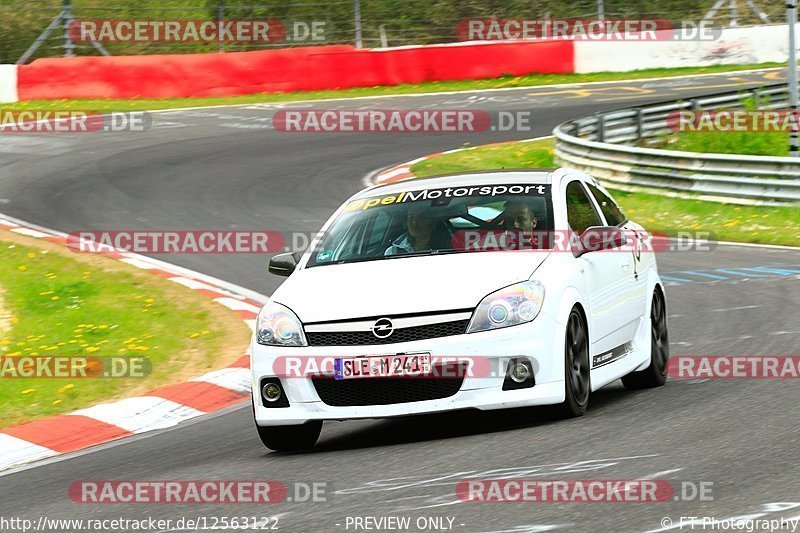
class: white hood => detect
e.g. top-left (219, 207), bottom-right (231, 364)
top-left (272, 252), bottom-right (550, 323)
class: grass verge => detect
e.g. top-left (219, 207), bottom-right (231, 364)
top-left (411, 137), bottom-right (800, 247)
top-left (0, 63), bottom-right (782, 113)
top-left (664, 130), bottom-right (788, 157)
top-left (0, 228), bottom-right (252, 428)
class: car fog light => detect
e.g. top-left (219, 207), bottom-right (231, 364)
top-left (262, 383), bottom-right (282, 402)
top-left (510, 362), bottom-right (531, 383)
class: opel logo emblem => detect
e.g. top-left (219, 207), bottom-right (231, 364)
top-left (372, 318), bottom-right (394, 339)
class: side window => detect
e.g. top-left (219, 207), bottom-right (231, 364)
top-left (587, 184), bottom-right (626, 226)
top-left (565, 181), bottom-right (603, 234)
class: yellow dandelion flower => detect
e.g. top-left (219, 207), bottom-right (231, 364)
top-left (21, 389), bottom-right (35, 395)
top-left (17, 265), bottom-right (27, 271)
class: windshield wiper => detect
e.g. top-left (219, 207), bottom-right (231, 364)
top-left (384, 249), bottom-right (461, 259)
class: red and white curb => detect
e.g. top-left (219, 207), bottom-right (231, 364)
top-left (0, 214), bottom-right (265, 471)
top-left (373, 156), bottom-right (433, 185)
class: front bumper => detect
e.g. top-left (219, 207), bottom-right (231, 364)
top-left (251, 316), bottom-right (564, 426)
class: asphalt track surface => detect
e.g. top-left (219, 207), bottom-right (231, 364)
top-left (0, 69), bottom-right (798, 533)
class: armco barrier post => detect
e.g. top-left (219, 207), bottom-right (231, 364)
top-left (217, 0), bottom-right (225, 53)
top-left (354, 0), bottom-right (363, 48)
top-left (635, 109), bottom-right (644, 141)
top-left (62, 0), bottom-right (75, 57)
top-left (596, 114), bottom-right (606, 142)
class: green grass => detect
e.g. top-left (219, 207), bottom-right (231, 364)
top-left (0, 63), bottom-right (782, 113)
top-left (413, 138), bottom-right (557, 177)
top-left (0, 231), bottom-right (251, 428)
top-left (659, 98), bottom-right (789, 156)
top-left (665, 130), bottom-right (788, 157)
top-left (411, 137), bottom-right (800, 247)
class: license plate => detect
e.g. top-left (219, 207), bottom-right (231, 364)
top-left (334, 354), bottom-right (431, 380)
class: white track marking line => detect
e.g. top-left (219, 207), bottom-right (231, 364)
top-left (119, 257), bottom-right (157, 269)
top-left (10, 227), bottom-right (50, 238)
top-left (711, 305), bottom-right (761, 312)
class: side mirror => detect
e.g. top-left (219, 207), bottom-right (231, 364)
top-left (268, 252), bottom-right (299, 277)
top-left (573, 226), bottom-right (628, 258)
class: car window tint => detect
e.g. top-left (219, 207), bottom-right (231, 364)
top-left (565, 181), bottom-right (603, 234)
top-left (587, 184), bottom-right (626, 226)
top-left (365, 210), bottom-right (391, 249)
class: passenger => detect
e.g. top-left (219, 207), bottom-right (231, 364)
top-left (503, 200), bottom-right (539, 232)
top-left (502, 200), bottom-right (540, 250)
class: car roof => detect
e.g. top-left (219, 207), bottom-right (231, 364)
top-left (359, 169), bottom-right (558, 199)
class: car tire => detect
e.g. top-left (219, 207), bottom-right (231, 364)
top-left (255, 421), bottom-right (323, 452)
top-left (554, 307), bottom-right (591, 418)
top-left (622, 288), bottom-right (669, 390)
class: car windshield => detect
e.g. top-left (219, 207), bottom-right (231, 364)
top-left (307, 183), bottom-right (554, 267)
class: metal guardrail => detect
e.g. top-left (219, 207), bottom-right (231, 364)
top-left (553, 83), bottom-right (800, 205)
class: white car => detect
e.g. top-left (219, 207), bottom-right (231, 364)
top-left (251, 168), bottom-right (669, 451)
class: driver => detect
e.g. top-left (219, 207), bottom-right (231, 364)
top-left (385, 209), bottom-right (443, 256)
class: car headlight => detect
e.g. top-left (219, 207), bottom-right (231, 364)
top-left (256, 302), bottom-right (308, 347)
top-left (467, 281), bottom-right (545, 333)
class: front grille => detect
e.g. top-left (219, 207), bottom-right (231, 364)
top-left (306, 319), bottom-right (469, 346)
top-left (312, 375), bottom-right (464, 406)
